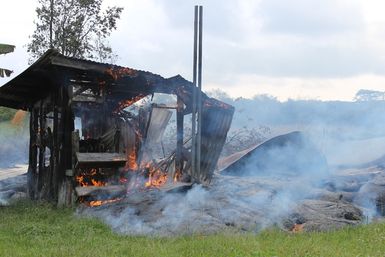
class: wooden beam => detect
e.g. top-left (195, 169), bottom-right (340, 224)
top-left (37, 103), bottom-right (46, 197)
top-left (75, 152), bottom-right (127, 169)
top-left (75, 185), bottom-right (126, 197)
top-left (72, 95), bottom-right (104, 103)
top-left (27, 108), bottom-right (39, 199)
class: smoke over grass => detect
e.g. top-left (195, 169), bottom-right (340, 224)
top-left (0, 121), bottom-right (28, 168)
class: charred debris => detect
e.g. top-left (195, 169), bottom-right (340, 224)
top-left (0, 49), bottom-right (234, 206)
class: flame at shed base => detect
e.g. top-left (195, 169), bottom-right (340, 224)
top-left (76, 168), bottom-right (106, 187)
top-left (87, 198), bottom-right (123, 207)
top-left (145, 169), bottom-right (168, 188)
top-left (291, 223), bottom-right (304, 233)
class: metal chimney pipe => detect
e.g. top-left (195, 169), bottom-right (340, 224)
top-left (191, 5), bottom-right (203, 182)
top-left (191, 6), bottom-right (198, 180)
top-left (196, 5), bottom-right (203, 180)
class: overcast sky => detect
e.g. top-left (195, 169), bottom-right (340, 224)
top-left (2, 0), bottom-right (385, 101)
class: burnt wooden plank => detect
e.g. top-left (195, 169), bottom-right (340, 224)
top-left (75, 185), bottom-right (126, 197)
top-left (72, 94), bottom-right (104, 103)
top-left (75, 152), bottom-right (127, 168)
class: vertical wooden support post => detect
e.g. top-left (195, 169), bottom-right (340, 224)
top-left (57, 84), bottom-right (75, 206)
top-left (27, 108), bottom-right (39, 199)
top-left (52, 101), bottom-right (59, 200)
top-left (175, 96), bottom-right (184, 178)
top-left (37, 103), bottom-right (46, 198)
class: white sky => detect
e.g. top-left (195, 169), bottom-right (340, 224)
top-left (2, 0), bottom-right (385, 101)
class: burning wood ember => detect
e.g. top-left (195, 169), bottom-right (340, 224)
top-left (105, 67), bottom-right (137, 80)
top-left (75, 169), bottom-right (106, 187)
top-left (126, 150), bottom-right (138, 170)
top-left (291, 223), bottom-right (304, 233)
top-left (86, 198), bottom-right (123, 207)
top-left (114, 95), bottom-right (145, 113)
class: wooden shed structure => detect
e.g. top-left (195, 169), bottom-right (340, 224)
top-left (0, 50), bottom-right (234, 205)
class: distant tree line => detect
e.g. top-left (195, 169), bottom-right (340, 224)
top-left (354, 89), bottom-right (385, 101)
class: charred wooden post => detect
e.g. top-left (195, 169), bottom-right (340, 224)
top-left (37, 102), bottom-right (45, 195)
top-left (52, 100), bottom-right (59, 200)
top-left (57, 84), bottom-right (75, 206)
top-left (27, 108), bottom-right (39, 199)
top-left (175, 96), bottom-right (184, 177)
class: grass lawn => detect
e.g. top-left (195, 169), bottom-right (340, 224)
top-left (1, 201), bottom-right (385, 257)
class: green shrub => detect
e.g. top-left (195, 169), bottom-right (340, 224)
top-left (0, 107), bottom-right (17, 121)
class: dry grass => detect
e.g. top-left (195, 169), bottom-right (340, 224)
top-left (1, 200), bottom-right (385, 257)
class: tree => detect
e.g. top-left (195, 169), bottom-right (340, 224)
top-left (27, 0), bottom-right (123, 63)
top-left (0, 44), bottom-right (15, 78)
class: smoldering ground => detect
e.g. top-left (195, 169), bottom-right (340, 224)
top-left (76, 97), bottom-right (385, 236)
top-left (77, 131), bottom-right (371, 236)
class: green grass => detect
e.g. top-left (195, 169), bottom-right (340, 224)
top-left (1, 201), bottom-right (385, 257)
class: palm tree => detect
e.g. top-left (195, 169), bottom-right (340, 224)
top-left (0, 44), bottom-right (15, 78)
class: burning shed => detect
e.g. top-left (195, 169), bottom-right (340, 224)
top-left (0, 49), bottom-right (234, 206)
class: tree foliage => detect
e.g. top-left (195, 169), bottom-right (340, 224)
top-left (27, 0), bottom-right (123, 62)
top-left (0, 107), bottom-right (17, 122)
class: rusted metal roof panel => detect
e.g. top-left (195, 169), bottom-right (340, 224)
top-left (196, 99), bottom-right (234, 184)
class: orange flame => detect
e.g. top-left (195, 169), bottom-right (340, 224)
top-left (75, 168), bottom-right (106, 187)
top-left (291, 223), bottom-right (304, 233)
top-left (142, 162), bottom-right (168, 188)
top-left (145, 169), bottom-right (168, 188)
top-left (87, 198), bottom-right (122, 207)
top-left (115, 95), bottom-right (145, 113)
top-left (126, 150), bottom-right (138, 170)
